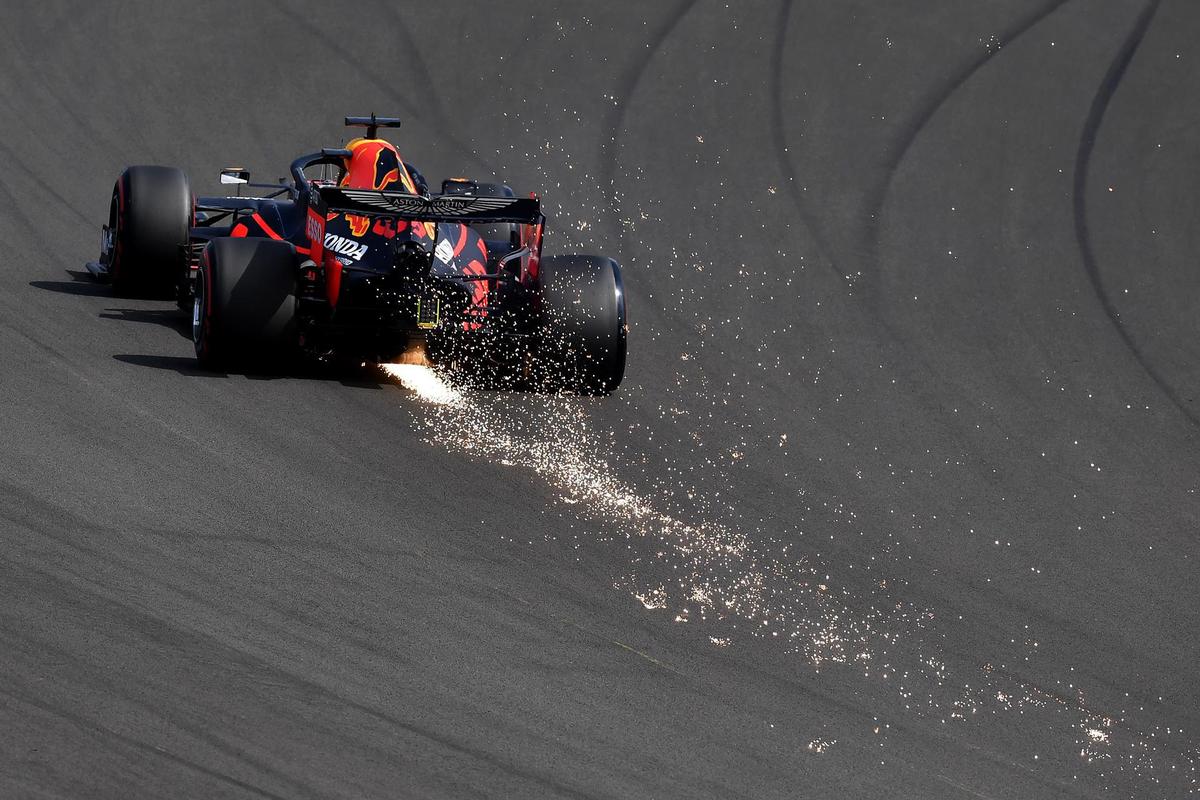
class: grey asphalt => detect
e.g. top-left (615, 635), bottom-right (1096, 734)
top-left (1, 2), bottom-right (1197, 798)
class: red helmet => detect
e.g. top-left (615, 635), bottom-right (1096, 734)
top-left (341, 138), bottom-right (417, 192)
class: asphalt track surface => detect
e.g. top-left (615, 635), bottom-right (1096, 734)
top-left (1, 2), bottom-right (1198, 798)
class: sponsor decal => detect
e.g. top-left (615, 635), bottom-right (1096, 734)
top-left (306, 209), bottom-right (325, 243)
top-left (337, 190), bottom-right (518, 218)
top-left (306, 208), bottom-right (326, 261)
top-left (323, 233), bottom-right (369, 261)
top-left (373, 218), bottom-right (398, 239)
top-left (434, 238), bottom-right (454, 265)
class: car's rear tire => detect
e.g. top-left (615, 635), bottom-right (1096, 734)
top-left (108, 165), bottom-right (192, 298)
top-left (536, 255), bottom-right (627, 394)
top-left (193, 238), bottom-right (299, 371)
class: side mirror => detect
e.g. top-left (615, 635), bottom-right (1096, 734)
top-left (220, 168), bottom-right (250, 185)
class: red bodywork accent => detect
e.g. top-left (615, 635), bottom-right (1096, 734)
top-left (373, 217), bottom-right (399, 239)
top-left (324, 252), bottom-right (343, 307)
top-left (520, 192), bottom-right (543, 284)
top-left (462, 258), bottom-right (488, 330)
top-left (306, 207), bottom-right (326, 262)
top-left (251, 212), bottom-right (282, 240)
top-left (461, 225), bottom-right (488, 331)
top-left (452, 224), bottom-right (469, 258)
top-left (231, 212), bottom-right (309, 255)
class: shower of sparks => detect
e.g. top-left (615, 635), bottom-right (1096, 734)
top-left (383, 362), bottom-right (1199, 795)
top-left (383, 363), bottom-right (463, 406)
top-left (383, 362), bottom-right (912, 669)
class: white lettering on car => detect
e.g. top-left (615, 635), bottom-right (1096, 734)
top-left (323, 233), bottom-right (369, 261)
top-left (434, 238), bottom-right (454, 265)
top-left (306, 212), bottom-right (324, 243)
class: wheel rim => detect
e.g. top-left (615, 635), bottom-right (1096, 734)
top-left (192, 266), bottom-right (204, 345)
top-left (106, 186), bottom-right (121, 279)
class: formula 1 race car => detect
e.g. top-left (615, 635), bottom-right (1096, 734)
top-left (86, 115), bottom-right (626, 393)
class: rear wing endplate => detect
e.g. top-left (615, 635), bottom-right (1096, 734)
top-left (318, 187), bottom-right (543, 225)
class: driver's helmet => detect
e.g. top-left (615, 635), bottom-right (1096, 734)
top-left (341, 138), bottom-right (417, 193)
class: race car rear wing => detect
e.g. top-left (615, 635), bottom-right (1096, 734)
top-left (318, 186), bottom-right (544, 225)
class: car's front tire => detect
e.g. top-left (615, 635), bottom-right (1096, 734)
top-left (107, 165), bottom-right (192, 298)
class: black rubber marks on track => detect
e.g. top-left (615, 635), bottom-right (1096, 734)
top-left (600, 0), bottom-right (699, 256)
top-left (769, 1), bottom-right (841, 280)
top-left (866, 0), bottom-right (1073, 269)
top-left (1070, 0), bottom-right (1189, 427)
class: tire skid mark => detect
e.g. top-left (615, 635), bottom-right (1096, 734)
top-left (270, 6), bottom-right (496, 176)
top-left (1071, 0), bottom-right (1189, 425)
top-left (600, 0), bottom-right (699, 249)
top-left (867, 0), bottom-right (1072, 264)
top-left (0, 134), bottom-right (93, 226)
top-left (0, 158), bottom-right (42, 235)
top-left (770, 0), bottom-right (841, 279)
top-left (383, 3), bottom-right (450, 133)
top-left (0, 4), bottom-right (125, 157)
top-left (383, 364), bottom-right (920, 675)
top-left (379, 0), bottom-right (498, 177)
top-left (1, 552), bottom-right (598, 800)
top-left (856, 0), bottom-right (1073, 391)
top-left (1, 480), bottom-right (424, 734)
top-left (3, 626), bottom-right (315, 800)
top-left (381, 364), bottom-right (1198, 794)
top-left (0, 685), bottom-right (291, 800)
top-left (0, 473), bottom-right (605, 799)
top-left (270, 5), bottom-right (419, 120)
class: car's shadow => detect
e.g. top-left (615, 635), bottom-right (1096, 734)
top-left (99, 308), bottom-right (191, 339)
top-left (29, 271), bottom-right (110, 297)
top-left (41, 270), bottom-right (388, 388)
top-left (113, 354), bottom-right (390, 388)
top-left (33, 269), bottom-right (192, 339)
top-left (113, 354), bottom-right (217, 376)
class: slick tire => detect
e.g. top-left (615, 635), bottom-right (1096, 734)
top-left (536, 255), bottom-right (627, 394)
top-left (108, 165), bottom-right (192, 298)
top-left (193, 238), bottom-right (299, 371)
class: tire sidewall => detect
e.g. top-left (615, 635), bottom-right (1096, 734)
top-left (537, 255), bottom-right (627, 393)
top-left (111, 166), bottom-right (192, 297)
